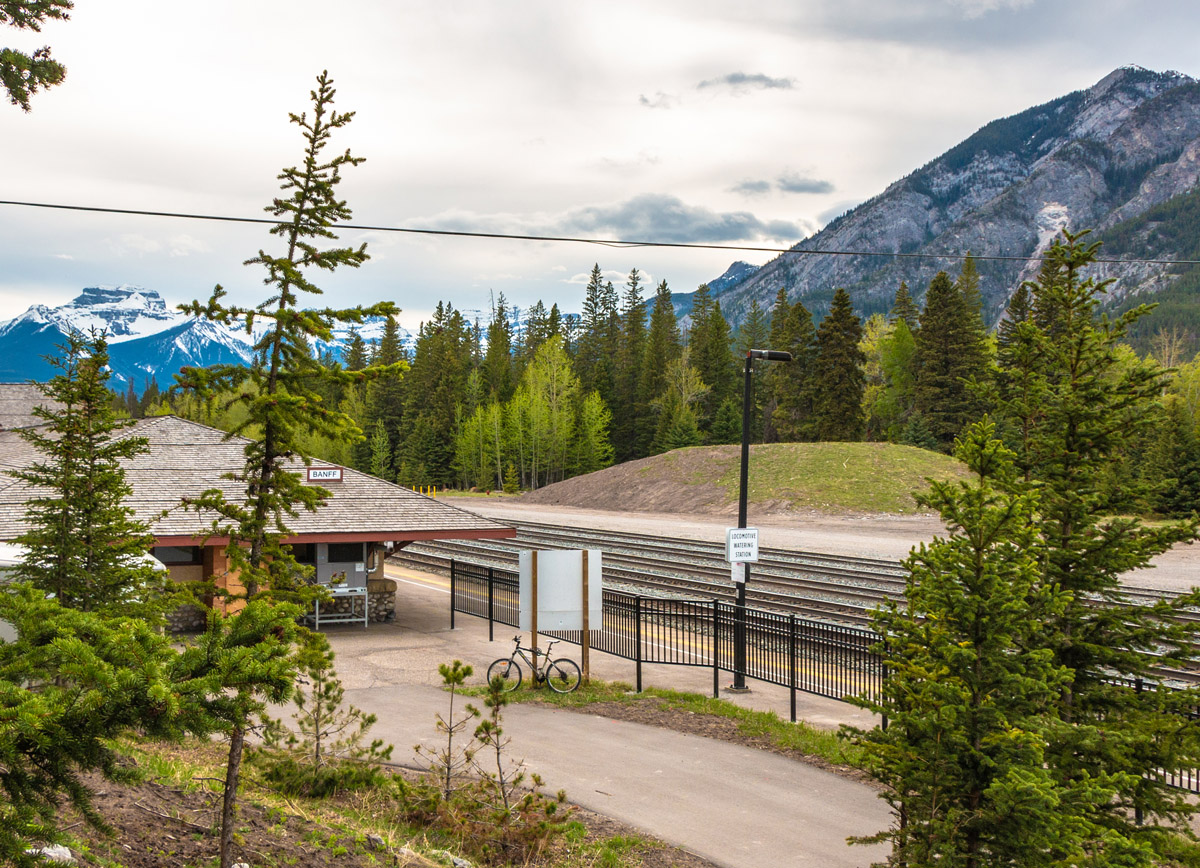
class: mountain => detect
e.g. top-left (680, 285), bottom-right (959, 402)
top-left (712, 66), bottom-right (1200, 329)
top-left (0, 286), bottom-right (413, 387)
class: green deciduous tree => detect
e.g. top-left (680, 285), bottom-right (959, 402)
top-left (9, 331), bottom-right (170, 620)
top-left (1, 0), bottom-right (72, 111)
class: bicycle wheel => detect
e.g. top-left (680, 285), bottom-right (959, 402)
top-left (487, 658), bottom-right (522, 692)
top-left (545, 658), bottom-right (581, 693)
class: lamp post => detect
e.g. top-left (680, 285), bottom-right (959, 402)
top-left (731, 348), bottom-right (793, 692)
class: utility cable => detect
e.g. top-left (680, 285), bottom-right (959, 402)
top-left (1, 198), bottom-right (1197, 266)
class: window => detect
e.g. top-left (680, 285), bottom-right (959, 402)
top-left (327, 542), bottom-right (364, 564)
top-left (152, 546), bottom-right (202, 566)
top-left (289, 543), bottom-right (316, 564)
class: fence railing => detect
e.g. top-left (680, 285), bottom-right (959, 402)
top-left (449, 559), bottom-right (884, 719)
top-left (447, 558), bottom-right (1200, 798)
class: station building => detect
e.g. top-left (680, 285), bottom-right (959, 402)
top-left (0, 407), bottom-right (515, 629)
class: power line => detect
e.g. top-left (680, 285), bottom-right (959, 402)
top-left (2, 198), bottom-right (1197, 267)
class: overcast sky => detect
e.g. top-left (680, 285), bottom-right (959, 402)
top-left (2, 0), bottom-right (1198, 330)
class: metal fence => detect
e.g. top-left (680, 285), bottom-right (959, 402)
top-left (449, 559), bottom-right (884, 720)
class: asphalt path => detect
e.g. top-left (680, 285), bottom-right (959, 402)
top-left (324, 566), bottom-right (890, 868)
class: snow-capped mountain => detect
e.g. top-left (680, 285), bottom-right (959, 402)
top-left (0, 286), bottom-right (412, 388)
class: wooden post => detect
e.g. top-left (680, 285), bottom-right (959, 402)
top-left (581, 549), bottom-right (591, 684)
top-left (530, 550), bottom-right (539, 658)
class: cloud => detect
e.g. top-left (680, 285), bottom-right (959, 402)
top-left (730, 179), bottom-right (772, 197)
top-left (565, 268), bottom-right (628, 286)
top-left (639, 91), bottom-right (679, 109)
top-left (696, 72), bottom-right (795, 93)
top-left (558, 194), bottom-right (802, 244)
top-left (419, 194), bottom-right (804, 245)
top-left (950, 0), bottom-right (1035, 18)
top-left (53, 253), bottom-right (75, 260)
top-left (776, 172), bottom-right (835, 194)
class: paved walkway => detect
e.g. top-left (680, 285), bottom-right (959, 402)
top-left (322, 566), bottom-right (890, 868)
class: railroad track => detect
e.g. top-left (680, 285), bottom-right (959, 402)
top-left (391, 519), bottom-right (1199, 637)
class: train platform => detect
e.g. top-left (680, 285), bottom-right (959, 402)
top-left (320, 564), bottom-right (888, 867)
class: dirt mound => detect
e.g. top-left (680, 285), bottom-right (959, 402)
top-left (521, 446), bottom-right (741, 515)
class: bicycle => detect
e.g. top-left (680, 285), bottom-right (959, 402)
top-left (487, 635), bottom-right (581, 693)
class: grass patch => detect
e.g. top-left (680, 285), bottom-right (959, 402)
top-left (466, 679), bottom-right (866, 770)
top-left (716, 441), bottom-right (965, 514)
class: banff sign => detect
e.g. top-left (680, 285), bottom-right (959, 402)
top-left (306, 466), bottom-right (345, 483)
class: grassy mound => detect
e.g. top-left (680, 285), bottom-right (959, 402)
top-left (521, 442), bottom-right (966, 516)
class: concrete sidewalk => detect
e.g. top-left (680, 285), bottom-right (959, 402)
top-left (320, 567), bottom-right (890, 868)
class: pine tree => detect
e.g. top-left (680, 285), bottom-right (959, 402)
top-left (913, 270), bottom-right (988, 450)
top-left (691, 296), bottom-right (736, 428)
top-left (9, 331), bottom-right (169, 620)
top-left (769, 292), bottom-right (818, 443)
top-left (735, 298), bottom-right (769, 358)
top-left (811, 288), bottom-right (864, 441)
top-left (1, 0), bottom-right (72, 111)
top-left (174, 72), bottom-right (393, 868)
top-left (636, 280), bottom-right (682, 456)
top-left (852, 419), bottom-right (1102, 867)
top-left (992, 229), bottom-right (1200, 858)
top-left (611, 268), bottom-right (647, 462)
top-left (0, 587), bottom-right (204, 864)
top-left (343, 326), bottom-right (368, 371)
top-left (1144, 396), bottom-right (1200, 518)
top-left (888, 281), bottom-right (920, 332)
top-left (483, 293), bottom-right (515, 402)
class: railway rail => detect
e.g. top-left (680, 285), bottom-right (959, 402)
top-left (390, 519), bottom-right (1190, 630)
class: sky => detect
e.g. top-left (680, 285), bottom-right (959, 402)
top-left (2, 0), bottom-right (1199, 332)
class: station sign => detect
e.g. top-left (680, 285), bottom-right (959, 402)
top-left (725, 527), bottom-right (759, 563)
top-left (306, 466), bottom-right (344, 483)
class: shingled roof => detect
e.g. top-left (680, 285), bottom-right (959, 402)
top-left (0, 414), bottom-right (515, 545)
top-left (0, 384), bottom-right (61, 431)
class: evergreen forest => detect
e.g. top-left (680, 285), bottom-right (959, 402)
top-left (109, 246), bottom-right (1200, 520)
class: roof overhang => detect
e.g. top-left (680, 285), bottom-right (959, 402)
top-left (152, 526), bottom-right (518, 547)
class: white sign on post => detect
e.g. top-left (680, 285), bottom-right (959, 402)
top-left (725, 527), bottom-right (759, 563)
top-left (518, 549), bottom-right (603, 631)
top-left (731, 561), bottom-right (745, 584)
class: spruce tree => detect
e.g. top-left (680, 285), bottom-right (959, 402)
top-left (636, 280), bottom-right (682, 456)
top-left (611, 268), bottom-right (647, 462)
top-left (735, 297), bottom-right (769, 358)
top-left (692, 298), bottom-right (737, 428)
top-left (993, 229), bottom-right (1200, 858)
top-left (0, 588), bottom-right (203, 864)
top-left (888, 281), bottom-right (920, 332)
top-left (811, 288), bottom-right (865, 441)
top-left (913, 270), bottom-right (988, 450)
top-left (772, 298), bottom-right (818, 442)
top-left (1, 0), bottom-right (72, 111)
top-left (175, 72), bottom-right (394, 868)
top-left (9, 331), bottom-right (169, 620)
top-left (852, 419), bottom-right (1106, 866)
top-left (483, 293), bottom-right (515, 402)
top-left (343, 326), bottom-right (368, 371)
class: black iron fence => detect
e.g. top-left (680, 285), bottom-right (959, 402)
top-left (449, 560), bottom-right (884, 720)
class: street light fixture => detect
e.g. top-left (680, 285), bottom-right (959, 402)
top-left (731, 348), bottom-right (793, 692)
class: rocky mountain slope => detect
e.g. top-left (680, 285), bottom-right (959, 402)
top-left (715, 66), bottom-right (1200, 327)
